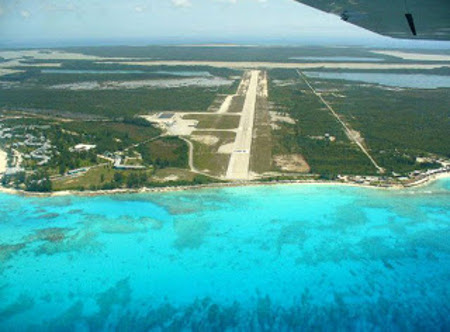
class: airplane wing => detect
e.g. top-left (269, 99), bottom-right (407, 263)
top-left (294, 0), bottom-right (450, 41)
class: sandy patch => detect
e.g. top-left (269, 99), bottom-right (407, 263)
top-left (14, 150), bottom-right (23, 167)
top-left (24, 63), bottom-right (62, 68)
top-left (190, 135), bottom-right (219, 146)
top-left (269, 111), bottom-right (296, 125)
top-left (348, 129), bottom-right (365, 145)
top-left (236, 72), bottom-right (251, 95)
top-left (217, 143), bottom-right (234, 154)
top-left (50, 77), bottom-right (233, 90)
top-left (274, 154), bottom-right (310, 173)
top-left (0, 50), bottom-right (147, 62)
top-left (272, 79), bottom-right (297, 87)
top-left (142, 114), bottom-right (198, 136)
top-left (0, 69), bottom-right (25, 77)
top-left (163, 175), bottom-right (180, 182)
top-left (258, 71), bottom-right (268, 97)
top-left (309, 135), bottom-right (336, 142)
top-left (372, 51), bottom-right (450, 62)
top-left (0, 58), bottom-right (61, 72)
top-left (0, 149), bottom-right (7, 174)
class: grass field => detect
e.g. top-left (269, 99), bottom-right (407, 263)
top-left (190, 130), bottom-right (236, 176)
top-left (183, 114), bottom-right (240, 130)
top-left (52, 165), bottom-right (135, 191)
top-left (52, 165), bottom-right (213, 191)
top-left (249, 97), bottom-right (273, 174)
top-left (227, 96), bottom-right (245, 113)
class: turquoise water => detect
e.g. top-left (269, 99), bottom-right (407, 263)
top-left (304, 71), bottom-right (450, 89)
top-left (0, 180), bottom-right (449, 330)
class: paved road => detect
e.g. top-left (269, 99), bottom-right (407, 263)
top-left (226, 70), bottom-right (259, 180)
top-left (217, 95), bottom-right (235, 113)
top-left (180, 137), bottom-right (223, 180)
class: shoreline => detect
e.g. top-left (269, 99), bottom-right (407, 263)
top-left (0, 171), bottom-right (448, 198)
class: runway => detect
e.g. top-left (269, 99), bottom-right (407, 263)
top-left (226, 70), bottom-right (259, 180)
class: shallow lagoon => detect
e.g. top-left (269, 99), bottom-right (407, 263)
top-left (42, 69), bottom-right (212, 77)
top-left (0, 180), bottom-right (449, 330)
top-left (304, 71), bottom-right (450, 89)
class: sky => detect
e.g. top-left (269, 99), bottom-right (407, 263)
top-left (0, 0), bottom-right (449, 48)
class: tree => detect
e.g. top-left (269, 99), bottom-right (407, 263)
top-left (113, 172), bottom-right (123, 185)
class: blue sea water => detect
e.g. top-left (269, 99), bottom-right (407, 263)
top-left (0, 180), bottom-right (449, 331)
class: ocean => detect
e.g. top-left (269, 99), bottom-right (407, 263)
top-left (0, 179), bottom-right (449, 331)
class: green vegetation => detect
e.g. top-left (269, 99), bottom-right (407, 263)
top-left (190, 130), bottom-right (235, 176)
top-left (193, 143), bottom-right (230, 176)
top-left (268, 69), bottom-right (450, 176)
top-left (1, 47), bottom-right (448, 192)
top-left (52, 165), bottom-right (217, 191)
top-left (138, 137), bottom-right (188, 169)
top-left (0, 87), bottom-right (227, 118)
top-left (268, 70), bottom-right (376, 176)
top-left (1, 61), bottom-right (240, 118)
top-left (250, 97), bottom-right (273, 174)
top-left (308, 78), bottom-right (450, 173)
top-left (0, 115), bottom-right (165, 191)
top-left (65, 46), bottom-right (395, 63)
top-left (2, 170), bottom-right (52, 192)
top-left (60, 120), bottom-right (161, 153)
top-left (25, 171), bottom-right (52, 192)
top-left (227, 96), bottom-right (245, 113)
top-left (3, 64), bottom-right (241, 98)
top-left (183, 114), bottom-right (240, 129)
top-left (52, 166), bottom-right (116, 191)
top-left (329, 86), bottom-right (450, 155)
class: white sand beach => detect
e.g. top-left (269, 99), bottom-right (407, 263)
top-left (0, 149), bottom-right (7, 174)
top-left (372, 51), bottom-right (450, 62)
